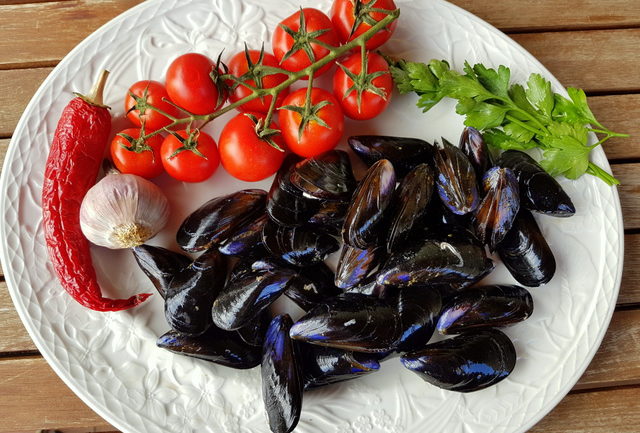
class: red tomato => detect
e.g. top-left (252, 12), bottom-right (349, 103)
top-left (279, 87), bottom-right (344, 157)
top-left (333, 51), bottom-right (393, 120)
top-left (219, 113), bottom-right (286, 182)
top-left (124, 80), bottom-right (180, 131)
top-left (272, 8), bottom-right (340, 78)
top-left (160, 130), bottom-right (220, 182)
top-left (227, 50), bottom-right (290, 113)
top-left (110, 128), bottom-right (165, 179)
top-left (166, 53), bottom-right (225, 115)
top-left (330, 0), bottom-right (398, 50)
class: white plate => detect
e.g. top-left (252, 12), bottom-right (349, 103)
top-left (1, 1), bottom-right (623, 432)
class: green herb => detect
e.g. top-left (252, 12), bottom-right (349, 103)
top-left (388, 58), bottom-right (629, 185)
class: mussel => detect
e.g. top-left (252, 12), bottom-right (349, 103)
top-left (236, 311), bottom-right (271, 347)
top-left (497, 209), bottom-right (556, 287)
top-left (132, 245), bottom-right (191, 298)
top-left (343, 277), bottom-right (394, 299)
top-left (262, 315), bottom-right (303, 433)
top-left (436, 285), bottom-right (533, 334)
top-left (348, 135), bottom-right (435, 178)
top-left (289, 150), bottom-right (356, 201)
top-left (289, 293), bottom-right (401, 353)
top-left (460, 126), bottom-right (489, 176)
top-left (342, 159), bottom-right (396, 249)
top-left (434, 139), bottom-right (480, 215)
top-left (334, 244), bottom-right (382, 289)
top-left (267, 154), bottom-right (319, 227)
top-left (400, 329), bottom-right (516, 392)
top-left (396, 288), bottom-right (442, 353)
top-left (307, 200), bottom-right (349, 227)
top-left (218, 213), bottom-right (268, 258)
top-left (377, 226), bottom-right (494, 289)
top-left (497, 150), bottom-right (575, 217)
top-left (177, 189), bottom-right (267, 252)
top-left (212, 259), bottom-right (300, 331)
top-left (284, 263), bottom-right (342, 311)
top-left (474, 167), bottom-right (520, 250)
top-left (157, 327), bottom-right (261, 369)
top-left (301, 345), bottom-right (380, 389)
top-left (386, 163), bottom-right (434, 253)
top-left (164, 248), bottom-right (226, 336)
top-left (262, 220), bottom-right (339, 267)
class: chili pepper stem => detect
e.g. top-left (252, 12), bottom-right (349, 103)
top-left (76, 70), bottom-right (110, 108)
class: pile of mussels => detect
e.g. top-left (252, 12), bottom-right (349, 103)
top-left (132, 127), bottom-right (575, 433)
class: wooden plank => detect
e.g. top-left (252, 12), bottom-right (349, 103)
top-left (0, 0), bottom-right (142, 68)
top-left (0, 357), bottom-right (114, 433)
top-left (0, 67), bottom-right (52, 137)
top-left (0, 355), bottom-right (639, 433)
top-left (512, 29), bottom-right (640, 93)
top-left (613, 164), bottom-right (640, 230)
top-left (575, 309), bottom-right (640, 389)
top-left (531, 386), bottom-right (640, 432)
top-left (0, 282), bottom-right (37, 353)
top-left (450, 0), bottom-right (640, 32)
top-left (619, 233), bottom-right (640, 306)
top-left (592, 94), bottom-right (640, 161)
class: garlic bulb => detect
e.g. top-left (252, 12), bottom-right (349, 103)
top-left (80, 174), bottom-right (170, 249)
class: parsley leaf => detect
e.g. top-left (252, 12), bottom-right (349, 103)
top-left (473, 64), bottom-right (511, 99)
top-left (484, 129), bottom-right (536, 151)
top-left (525, 73), bottom-right (554, 119)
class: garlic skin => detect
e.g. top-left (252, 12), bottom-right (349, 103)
top-left (80, 174), bottom-right (170, 249)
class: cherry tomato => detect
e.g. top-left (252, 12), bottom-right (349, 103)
top-left (124, 80), bottom-right (180, 131)
top-left (219, 113), bottom-right (286, 182)
top-left (160, 130), bottom-right (220, 182)
top-left (330, 0), bottom-right (398, 50)
top-left (166, 53), bottom-right (225, 115)
top-left (227, 50), bottom-right (290, 113)
top-left (110, 128), bottom-right (165, 179)
top-left (333, 51), bottom-right (392, 120)
top-left (279, 87), bottom-right (344, 157)
top-left (272, 8), bottom-right (340, 78)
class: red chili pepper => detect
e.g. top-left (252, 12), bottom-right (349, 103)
top-left (42, 70), bottom-right (152, 311)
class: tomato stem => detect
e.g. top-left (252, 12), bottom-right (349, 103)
top-left (139, 7), bottom-right (400, 141)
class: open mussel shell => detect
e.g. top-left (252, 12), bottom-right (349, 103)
top-left (164, 248), bottom-right (227, 336)
top-left (396, 288), bottom-right (442, 353)
top-left (474, 167), bottom-right (520, 250)
top-left (497, 150), bottom-right (575, 217)
top-left (342, 159), bottom-right (396, 249)
top-left (348, 135), bottom-right (435, 178)
top-left (334, 244), bottom-right (382, 289)
top-left (301, 345), bottom-right (380, 389)
top-left (284, 262), bottom-right (342, 311)
top-left (437, 285), bottom-right (533, 335)
top-left (177, 189), bottom-right (267, 252)
top-left (386, 163), bottom-right (434, 253)
top-left (289, 150), bottom-right (356, 201)
top-left (218, 213), bottom-right (268, 258)
top-left (289, 293), bottom-right (401, 353)
top-left (401, 329), bottom-right (517, 392)
top-left (377, 226), bottom-right (494, 289)
top-left (132, 245), bottom-right (191, 299)
top-left (497, 209), bottom-right (556, 287)
top-left (262, 220), bottom-right (339, 267)
top-left (212, 259), bottom-right (300, 331)
top-left (434, 139), bottom-right (480, 215)
top-left (460, 126), bottom-right (489, 176)
top-left (157, 327), bottom-right (261, 369)
top-left (262, 314), bottom-right (303, 433)
top-left (267, 154), bottom-right (319, 227)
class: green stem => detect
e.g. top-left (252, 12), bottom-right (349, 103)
top-left (504, 114), bottom-right (546, 136)
top-left (587, 162), bottom-right (619, 186)
top-left (262, 88), bottom-right (280, 129)
top-left (500, 100), bottom-right (549, 133)
top-left (588, 128), bottom-right (630, 138)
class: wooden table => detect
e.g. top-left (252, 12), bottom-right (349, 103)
top-left (1, 1), bottom-right (639, 432)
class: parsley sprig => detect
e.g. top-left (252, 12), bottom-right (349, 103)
top-left (389, 58), bottom-right (629, 185)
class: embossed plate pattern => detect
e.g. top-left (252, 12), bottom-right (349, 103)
top-left (0, 1), bottom-right (623, 432)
